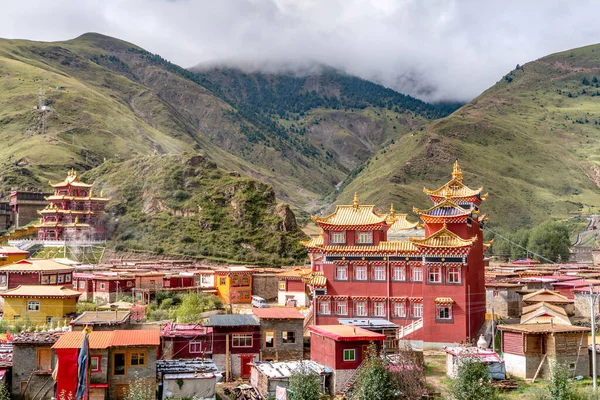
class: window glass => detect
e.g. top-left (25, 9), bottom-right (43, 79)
top-left (282, 331), bottom-right (296, 344)
top-left (189, 341), bottom-right (202, 353)
top-left (412, 267), bottom-right (423, 282)
top-left (319, 300), bottom-right (331, 315)
top-left (428, 267), bottom-right (441, 283)
top-left (343, 349), bottom-right (356, 361)
top-left (336, 265), bottom-right (348, 280)
top-left (447, 267), bottom-right (461, 283)
top-left (355, 301), bottom-right (367, 316)
top-left (413, 303), bottom-right (423, 318)
top-left (330, 231), bottom-right (345, 244)
top-left (265, 331), bottom-right (275, 348)
top-left (336, 300), bottom-right (347, 315)
top-left (373, 302), bottom-right (385, 317)
top-left (373, 266), bottom-right (385, 280)
top-left (114, 353), bottom-right (126, 375)
top-left (91, 356), bottom-right (100, 372)
top-left (356, 231), bottom-right (373, 244)
top-left (437, 305), bottom-right (452, 320)
top-left (394, 302), bottom-right (406, 317)
top-left (279, 281), bottom-right (286, 290)
top-left (393, 267), bottom-right (405, 281)
top-left (232, 334), bottom-right (253, 347)
top-left (354, 265), bottom-right (367, 281)
top-left (130, 352), bottom-right (145, 366)
top-left (27, 301), bottom-right (40, 311)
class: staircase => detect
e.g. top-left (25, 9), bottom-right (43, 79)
top-left (397, 318), bottom-right (423, 339)
top-left (340, 361), bottom-right (364, 397)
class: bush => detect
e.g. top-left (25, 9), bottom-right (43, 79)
top-left (352, 343), bottom-right (399, 400)
top-left (448, 356), bottom-right (498, 400)
top-left (288, 361), bottom-right (322, 400)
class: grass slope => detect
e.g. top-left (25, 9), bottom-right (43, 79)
top-left (338, 43), bottom-right (600, 229)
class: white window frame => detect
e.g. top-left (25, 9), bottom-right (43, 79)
top-left (330, 231), bottom-right (345, 244)
top-left (343, 349), bottom-right (356, 361)
top-left (356, 231), bottom-right (373, 244)
top-left (412, 267), bottom-right (423, 282)
top-left (393, 266), bottom-right (405, 281)
top-left (373, 266), bottom-right (385, 281)
top-left (428, 266), bottom-right (442, 283)
top-left (189, 341), bottom-right (202, 353)
top-left (79, 281), bottom-right (85, 289)
top-left (279, 280), bottom-right (286, 291)
top-left (373, 301), bottom-right (385, 317)
top-left (355, 301), bottom-right (367, 317)
top-left (393, 302), bottom-right (406, 317)
top-left (436, 305), bottom-right (452, 320)
top-left (100, 283), bottom-right (106, 290)
top-left (354, 265), bottom-right (367, 281)
top-left (336, 300), bottom-right (348, 315)
top-left (319, 299), bottom-right (331, 315)
top-left (413, 303), bottom-right (423, 318)
top-left (335, 265), bottom-right (348, 281)
top-left (447, 267), bottom-right (461, 284)
top-left (65, 275), bottom-right (71, 283)
top-left (27, 301), bottom-right (40, 312)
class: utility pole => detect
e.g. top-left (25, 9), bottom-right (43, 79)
top-left (590, 284), bottom-right (598, 394)
top-left (491, 306), bottom-right (495, 353)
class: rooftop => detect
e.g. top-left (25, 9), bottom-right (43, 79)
top-left (204, 314), bottom-right (259, 327)
top-left (423, 161), bottom-right (485, 200)
top-left (0, 285), bottom-right (82, 298)
top-left (409, 224), bottom-right (476, 249)
top-left (444, 346), bottom-right (503, 363)
top-left (161, 322), bottom-right (212, 337)
top-left (338, 318), bottom-right (398, 329)
top-left (252, 360), bottom-right (331, 378)
top-left (13, 331), bottom-right (65, 344)
top-left (0, 246), bottom-right (29, 255)
top-left (522, 289), bottom-right (572, 304)
top-left (49, 169), bottom-right (93, 188)
top-left (71, 311), bottom-right (131, 326)
top-left (252, 307), bottom-right (305, 320)
top-left (312, 193), bottom-right (387, 227)
top-left (308, 325), bottom-right (386, 341)
top-left (0, 259), bottom-right (75, 272)
top-left (498, 324), bottom-right (590, 334)
top-left (53, 330), bottom-right (160, 349)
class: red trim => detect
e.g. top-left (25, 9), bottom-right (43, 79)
top-left (91, 355), bottom-right (101, 373)
top-left (90, 384), bottom-right (109, 388)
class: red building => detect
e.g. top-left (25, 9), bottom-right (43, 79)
top-left (36, 169), bottom-right (109, 241)
top-left (73, 273), bottom-right (135, 302)
top-left (304, 162), bottom-right (490, 347)
top-left (160, 322), bottom-right (213, 359)
top-left (0, 259), bottom-right (74, 290)
top-left (309, 325), bottom-right (385, 394)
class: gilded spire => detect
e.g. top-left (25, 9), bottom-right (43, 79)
top-left (452, 160), bottom-right (463, 182)
top-left (389, 203), bottom-right (395, 218)
top-left (443, 186), bottom-right (453, 200)
top-left (353, 192), bottom-right (359, 209)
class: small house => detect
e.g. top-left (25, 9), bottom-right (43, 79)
top-left (250, 360), bottom-right (331, 399)
top-left (276, 268), bottom-right (311, 307)
top-left (12, 331), bottom-right (64, 400)
top-left (157, 359), bottom-right (222, 400)
top-left (522, 288), bottom-right (574, 314)
top-left (308, 325), bottom-right (385, 394)
top-left (0, 259), bottom-right (74, 291)
top-left (485, 282), bottom-right (524, 318)
top-left (0, 246), bottom-right (29, 267)
top-left (1, 285), bottom-right (81, 324)
top-left (520, 302), bottom-right (571, 325)
top-left (204, 314), bottom-right (261, 379)
top-left (214, 266), bottom-right (253, 304)
top-left (573, 287), bottom-right (600, 318)
top-left (160, 322), bottom-right (213, 359)
top-left (253, 307), bottom-right (305, 362)
top-left (444, 346), bottom-right (505, 380)
top-left (71, 311), bottom-right (132, 331)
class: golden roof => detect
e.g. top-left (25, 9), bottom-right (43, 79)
top-left (301, 233), bottom-right (324, 248)
top-left (409, 224), bottom-right (476, 248)
top-left (388, 213), bottom-right (419, 230)
top-left (434, 297), bottom-right (454, 304)
top-left (312, 193), bottom-right (386, 226)
top-left (413, 198), bottom-right (472, 217)
top-left (0, 285), bottom-right (82, 298)
top-left (423, 161), bottom-right (486, 199)
top-left (321, 241), bottom-right (417, 253)
top-left (49, 169), bottom-right (93, 188)
top-left (308, 271), bottom-right (327, 287)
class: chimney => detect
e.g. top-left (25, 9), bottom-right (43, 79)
top-left (353, 328), bottom-right (356, 335)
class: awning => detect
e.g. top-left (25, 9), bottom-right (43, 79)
top-left (434, 297), bottom-right (454, 304)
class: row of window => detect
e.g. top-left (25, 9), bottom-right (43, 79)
top-left (40, 274), bottom-right (72, 285)
top-left (230, 331), bottom-right (296, 348)
top-left (219, 276), bottom-right (251, 287)
top-left (75, 280), bottom-right (133, 290)
top-left (317, 299), bottom-right (453, 321)
top-left (330, 231), bottom-right (373, 244)
top-left (333, 264), bottom-right (461, 284)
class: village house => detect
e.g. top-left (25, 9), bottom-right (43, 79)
top-left (131, 271), bottom-right (166, 304)
top-left (8, 191), bottom-right (50, 229)
top-left (204, 314), bottom-right (261, 379)
top-left (0, 246), bottom-right (28, 267)
top-left (73, 273), bottom-right (136, 302)
top-left (12, 331), bottom-right (64, 400)
top-left (160, 322), bottom-right (213, 360)
top-left (250, 360), bottom-right (331, 399)
top-left (215, 266), bottom-right (253, 304)
top-left (551, 279), bottom-right (600, 299)
top-left (573, 286), bottom-right (600, 318)
top-left (71, 311), bottom-right (132, 331)
top-left (521, 288), bottom-right (574, 315)
top-left (308, 325), bottom-right (385, 395)
top-left (252, 307), bottom-right (305, 362)
top-left (444, 346), bottom-right (505, 380)
top-left (252, 270), bottom-right (279, 302)
top-left (53, 330), bottom-right (160, 400)
top-left (303, 162), bottom-right (491, 347)
top-left (276, 268), bottom-right (311, 307)
top-left (485, 282), bottom-right (524, 318)
top-left (1, 285), bottom-right (81, 324)
top-left (157, 359), bottom-right (221, 400)
top-left (0, 259), bottom-right (74, 291)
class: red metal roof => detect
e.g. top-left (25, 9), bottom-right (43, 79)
top-left (308, 325), bottom-right (385, 341)
top-left (53, 330), bottom-right (160, 349)
top-left (253, 308), bottom-right (305, 320)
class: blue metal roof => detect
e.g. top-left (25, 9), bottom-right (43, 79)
top-left (204, 314), bottom-right (259, 327)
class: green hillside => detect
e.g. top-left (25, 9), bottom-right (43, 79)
top-left (83, 154), bottom-right (307, 265)
top-left (336, 44), bottom-right (600, 229)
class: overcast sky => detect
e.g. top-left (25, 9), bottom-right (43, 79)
top-left (1, 0), bottom-right (598, 102)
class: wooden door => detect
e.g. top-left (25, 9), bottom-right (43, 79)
top-left (89, 387), bottom-right (106, 400)
top-left (115, 384), bottom-right (129, 400)
top-left (240, 355), bottom-right (253, 378)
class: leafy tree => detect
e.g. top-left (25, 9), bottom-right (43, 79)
top-left (511, 228), bottom-right (531, 260)
top-left (527, 221), bottom-right (571, 262)
top-left (175, 292), bottom-right (223, 323)
top-left (582, 77), bottom-right (590, 85)
top-left (352, 343), bottom-right (399, 400)
top-left (547, 361), bottom-right (577, 400)
top-left (594, 76), bottom-right (599, 84)
top-left (288, 362), bottom-right (322, 400)
top-left (124, 373), bottom-right (154, 400)
top-left (448, 356), bottom-right (498, 400)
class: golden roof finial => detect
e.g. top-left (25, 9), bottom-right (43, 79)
top-left (389, 203), bottom-right (395, 218)
top-left (353, 192), bottom-right (359, 209)
top-left (452, 160), bottom-right (463, 182)
top-left (443, 186), bottom-right (453, 200)
top-left (74, 216), bottom-right (79, 224)
top-left (100, 190), bottom-right (104, 198)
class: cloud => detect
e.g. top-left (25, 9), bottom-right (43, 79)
top-left (0, 0), bottom-right (597, 101)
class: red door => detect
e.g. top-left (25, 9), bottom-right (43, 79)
top-left (240, 354), bottom-right (254, 378)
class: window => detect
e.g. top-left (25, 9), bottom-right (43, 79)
top-left (113, 353), bottom-right (126, 375)
top-left (412, 267), bottom-right (422, 282)
top-left (265, 331), bottom-right (275, 348)
top-left (393, 302), bottom-right (406, 317)
top-left (100, 283), bottom-right (106, 290)
top-left (0, 275), bottom-right (6, 287)
top-left (436, 305), bottom-right (452, 320)
top-left (428, 267), bottom-right (442, 283)
top-left (343, 349), bottom-right (356, 361)
top-left (41, 275), bottom-right (49, 284)
top-left (91, 356), bottom-right (101, 373)
top-left (130, 352), bottom-right (146, 366)
top-left (282, 331), bottom-right (296, 344)
top-left (189, 341), bottom-right (202, 353)
top-left (49, 275), bottom-right (57, 284)
top-left (201, 275), bottom-right (211, 285)
top-left (373, 301), bottom-right (385, 317)
top-left (57, 274), bottom-right (64, 284)
top-left (232, 276), bottom-right (240, 286)
top-left (46, 317), bottom-right (52, 324)
top-left (79, 281), bottom-right (85, 289)
top-left (355, 301), bottom-right (367, 317)
top-left (335, 265), bottom-right (348, 280)
top-left (330, 231), bottom-right (345, 244)
top-left (65, 275), bottom-right (71, 283)
top-left (241, 276), bottom-right (249, 286)
top-left (27, 301), bottom-right (40, 312)
top-left (319, 299), bottom-right (331, 315)
top-left (493, 290), bottom-right (500, 298)
top-left (413, 303), bottom-right (423, 318)
top-left (447, 267), bottom-right (461, 284)
top-left (219, 277), bottom-right (226, 286)
top-left (373, 266), bottom-right (385, 281)
top-left (232, 333), bottom-right (253, 347)
top-left (336, 300), bottom-right (348, 315)
top-left (393, 266), bottom-right (405, 281)
top-left (354, 265), bottom-right (367, 281)
top-left (279, 280), bottom-right (286, 291)
top-left (127, 281), bottom-right (133, 287)
top-left (356, 231), bottom-right (373, 244)
top-left (36, 348), bottom-right (51, 371)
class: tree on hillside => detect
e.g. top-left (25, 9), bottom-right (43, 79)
top-left (527, 221), bottom-right (571, 262)
top-left (288, 362), bottom-right (322, 400)
top-left (448, 357), bottom-right (498, 400)
top-left (352, 343), bottom-right (399, 400)
top-left (175, 292), bottom-right (223, 323)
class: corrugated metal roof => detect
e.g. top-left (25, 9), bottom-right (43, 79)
top-left (112, 330), bottom-right (160, 347)
top-left (252, 360), bottom-right (331, 378)
top-left (338, 318), bottom-right (398, 329)
top-left (253, 308), bottom-right (304, 320)
top-left (53, 330), bottom-right (160, 349)
top-left (1, 259), bottom-right (75, 272)
top-left (308, 325), bottom-right (385, 341)
top-left (204, 314), bottom-right (259, 327)
top-left (0, 285), bottom-right (82, 298)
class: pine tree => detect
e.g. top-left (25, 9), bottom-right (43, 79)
top-left (288, 362), bottom-right (322, 400)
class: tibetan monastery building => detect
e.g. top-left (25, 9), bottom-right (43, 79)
top-left (303, 161), bottom-right (490, 347)
top-left (36, 169), bottom-right (109, 241)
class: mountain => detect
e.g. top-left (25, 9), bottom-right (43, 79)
top-left (336, 43), bottom-right (600, 230)
top-left (0, 33), bottom-right (455, 211)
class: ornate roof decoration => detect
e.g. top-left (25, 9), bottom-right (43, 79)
top-left (409, 224), bottom-right (477, 248)
top-left (387, 213), bottom-right (420, 231)
top-left (321, 241), bottom-right (418, 253)
top-left (423, 160), bottom-right (486, 201)
top-left (413, 198), bottom-right (473, 218)
top-left (300, 233), bottom-right (324, 248)
top-left (311, 193), bottom-right (386, 227)
top-left (49, 169), bottom-right (94, 188)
